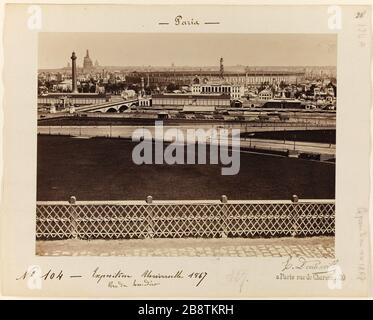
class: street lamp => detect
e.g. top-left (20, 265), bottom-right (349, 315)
top-left (248, 133), bottom-right (255, 148)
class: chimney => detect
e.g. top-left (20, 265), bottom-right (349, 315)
top-left (71, 51), bottom-right (78, 93)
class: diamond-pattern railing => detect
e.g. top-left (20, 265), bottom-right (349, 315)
top-left (36, 203), bottom-right (72, 239)
top-left (36, 200), bottom-right (335, 239)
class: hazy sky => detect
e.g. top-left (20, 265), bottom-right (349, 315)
top-left (38, 33), bottom-right (337, 69)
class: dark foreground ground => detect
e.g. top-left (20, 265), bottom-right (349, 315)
top-left (37, 135), bottom-right (335, 201)
top-left (242, 129), bottom-right (336, 144)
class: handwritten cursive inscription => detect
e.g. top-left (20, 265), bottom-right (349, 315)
top-left (92, 267), bottom-right (132, 284)
top-left (175, 15), bottom-right (200, 26)
top-left (142, 269), bottom-right (183, 279)
top-left (355, 208), bottom-right (368, 280)
top-left (16, 268), bottom-right (63, 281)
top-left (281, 256), bottom-right (338, 272)
top-left (17, 266), bottom-right (208, 289)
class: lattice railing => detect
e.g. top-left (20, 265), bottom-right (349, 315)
top-left (36, 199), bottom-right (335, 240)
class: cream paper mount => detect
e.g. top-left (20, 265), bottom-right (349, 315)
top-left (0, 2), bottom-right (372, 298)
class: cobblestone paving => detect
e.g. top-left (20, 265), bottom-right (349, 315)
top-left (36, 237), bottom-right (334, 258)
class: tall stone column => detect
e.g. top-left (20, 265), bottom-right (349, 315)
top-left (141, 77), bottom-right (145, 97)
top-left (71, 52), bottom-right (78, 93)
top-left (220, 57), bottom-right (224, 79)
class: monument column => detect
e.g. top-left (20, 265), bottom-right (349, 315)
top-left (141, 77), bottom-right (145, 97)
top-left (71, 51), bottom-right (78, 93)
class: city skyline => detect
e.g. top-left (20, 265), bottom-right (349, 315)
top-left (39, 33), bottom-right (337, 69)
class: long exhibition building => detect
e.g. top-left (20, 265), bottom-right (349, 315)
top-left (126, 70), bottom-right (305, 87)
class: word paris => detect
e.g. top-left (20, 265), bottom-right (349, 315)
top-left (131, 121), bottom-right (240, 175)
top-left (175, 15), bottom-right (199, 26)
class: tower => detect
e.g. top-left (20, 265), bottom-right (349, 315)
top-left (220, 57), bottom-right (224, 79)
top-left (83, 49), bottom-right (94, 70)
top-left (140, 77), bottom-right (145, 96)
top-left (245, 66), bottom-right (249, 87)
top-left (71, 51), bottom-right (78, 93)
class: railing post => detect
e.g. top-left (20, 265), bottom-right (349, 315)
top-left (220, 195), bottom-right (228, 238)
top-left (291, 194), bottom-right (299, 237)
top-left (69, 196), bottom-right (78, 239)
top-left (146, 195), bottom-right (154, 239)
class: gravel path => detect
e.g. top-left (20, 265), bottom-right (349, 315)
top-left (36, 236), bottom-right (334, 258)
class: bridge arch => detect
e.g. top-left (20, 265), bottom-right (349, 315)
top-left (119, 105), bottom-right (129, 112)
top-left (106, 107), bottom-right (117, 113)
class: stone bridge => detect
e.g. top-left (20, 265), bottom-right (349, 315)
top-left (75, 98), bottom-right (140, 113)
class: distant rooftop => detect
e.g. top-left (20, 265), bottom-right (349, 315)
top-left (193, 82), bottom-right (242, 86)
top-left (152, 93), bottom-right (231, 100)
top-left (129, 70), bottom-right (305, 76)
top-left (39, 93), bottom-right (107, 98)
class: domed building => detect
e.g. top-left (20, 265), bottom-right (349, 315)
top-left (83, 49), bottom-right (94, 71)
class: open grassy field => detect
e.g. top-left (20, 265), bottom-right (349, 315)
top-left (37, 135), bottom-right (335, 201)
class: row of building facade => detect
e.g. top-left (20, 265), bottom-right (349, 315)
top-left (151, 93), bottom-right (231, 109)
top-left (126, 70), bottom-right (305, 87)
top-left (191, 83), bottom-right (244, 100)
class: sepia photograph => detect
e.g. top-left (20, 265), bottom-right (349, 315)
top-left (35, 32), bottom-right (336, 258)
top-left (2, 2), bottom-right (372, 300)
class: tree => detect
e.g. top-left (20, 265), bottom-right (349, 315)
top-left (82, 83), bottom-right (89, 93)
top-left (145, 84), bottom-right (157, 95)
top-left (258, 82), bottom-right (266, 92)
top-left (127, 84), bottom-right (139, 93)
top-left (306, 84), bottom-right (316, 96)
top-left (166, 83), bottom-right (179, 92)
top-left (294, 91), bottom-right (302, 99)
top-left (279, 81), bottom-right (287, 90)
